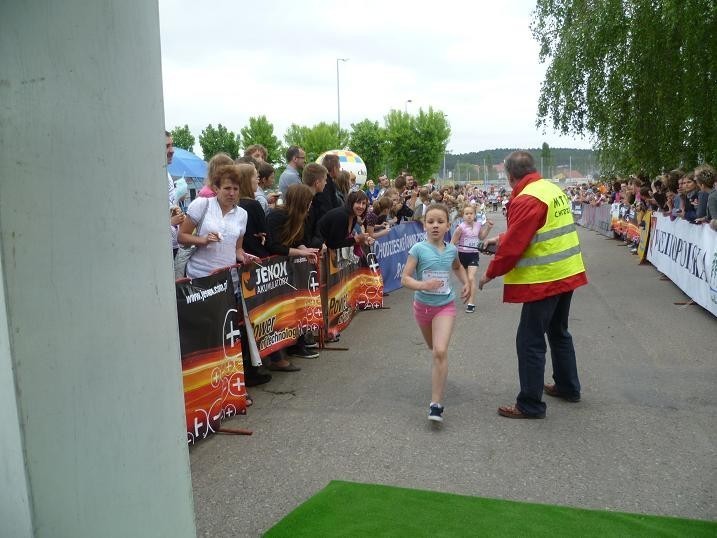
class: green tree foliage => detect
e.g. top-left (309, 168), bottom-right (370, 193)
top-left (384, 107), bottom-right (450, 181)
top-left (445, 148), bottom-right (597, 181)
top-left (170, 125), bottom-right (195, 152)
top-left (348, 119), bottom-right (386, 179)
top-left (283, 122), bottom-right (348, 164)
top-left (532, 0), bottom-right (717, 175)
top-left (199, 124), bottom-right (240, 160)
top-left (383, 111), bottom-right (413, 177)
top-left (541, 142), bottom-right (552, 178)
top-left (240, 115), bottom-right (282, 164)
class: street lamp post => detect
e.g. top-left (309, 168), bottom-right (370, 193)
top-left (336, 58), bottom-right (349, 139)
top-left (443, 148), bottom-right (451, 180)
top-left (404, 99), bottom-right (412, 113)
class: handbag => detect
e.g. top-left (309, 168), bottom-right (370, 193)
top-left (174, 198), bottom-right (210, 279)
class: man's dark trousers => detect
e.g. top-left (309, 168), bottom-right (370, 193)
top-left (515, 290), bottom-right (580, 416)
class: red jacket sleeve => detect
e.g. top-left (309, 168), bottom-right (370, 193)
top-left (485, 195), bottom-right (547, 279)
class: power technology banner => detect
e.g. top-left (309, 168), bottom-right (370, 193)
top-left (176, 270), bottom-right (248, 444)
top-left (240, 256), bottom-right (323, 357)
top-left (647, 213), bottom-right (717, 317)
top-left (323, 249), bottom-right (383, 339)
top-left (612, 203), bottom-right (641, 241)
top-left (374, 221), bottom-right (428, 292)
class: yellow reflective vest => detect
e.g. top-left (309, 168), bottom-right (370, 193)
top-left (504, 180), bottom-right (585, 285)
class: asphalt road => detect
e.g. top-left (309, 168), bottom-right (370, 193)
top-left (189, 213), bottom-right (717, 537)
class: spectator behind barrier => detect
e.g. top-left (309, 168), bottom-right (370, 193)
top-left (413, 187), bottom-right (431, 222)
top-left (365, 179), bottom-right (380, 203)
top-left (365, 196), bottom-right (393, 240)
top-left (302, 162), bottom-right (329, 249)
top-left (244, 143), bottom-right (268, 162)
top-left (237, 163), bottom-right (270, 259)
top-left (178, 164), bottom-right (259, 282)
top-left (317, 190), bottom-right (374, 250)
top-left (336, 170), bottom-right (351, 205)
top-left (694, 164), bottom-right (716, 224)
top-left (199, 153), bottom-right (234, 198)
top-left (256, 161), bottom-right (276, 215)
top-left (266, 183), bottom-right (321, 362)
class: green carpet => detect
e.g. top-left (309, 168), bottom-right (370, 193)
top-left (265, 481), bottom-right (715, 537)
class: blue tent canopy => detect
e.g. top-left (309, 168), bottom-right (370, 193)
top-left (168, 147), bottom-right (207, 179)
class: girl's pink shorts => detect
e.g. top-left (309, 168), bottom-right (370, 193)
top-left (413, 300), bottom-right (456, 327)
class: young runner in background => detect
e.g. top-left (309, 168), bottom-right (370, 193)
top-left (452, 205), bottom-right (493, 313)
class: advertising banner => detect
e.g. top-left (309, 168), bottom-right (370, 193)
top-left (577, 203), bottom-right (613, 237)
top-left (612, 203), bottom-right (641, 241)
top-left (176, 270), bottom-right (248, 444)
top-left (323, 249), bottom-right (383, 339)
top-left (374, 221), bottom-right (428, 292)
top-left (592, 204), bottom-right (613, 237)
top-left (636, 211), bottom-right (652, 262)
top-left (647, 213), bottom-right (717, 317)
top-left (240, 256), bottom-right (323, 357)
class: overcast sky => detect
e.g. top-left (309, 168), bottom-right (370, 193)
top-left (158, 0), bottom-right (591, 156)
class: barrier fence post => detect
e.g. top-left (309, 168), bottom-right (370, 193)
top-left (318, 249), bottom-right (329, 349)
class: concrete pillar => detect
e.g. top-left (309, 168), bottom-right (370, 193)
top-left (0, 2), bottom-right (196, 537)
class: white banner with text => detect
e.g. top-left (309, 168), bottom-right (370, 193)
top-left (647, 213), bottom-right (717, 317)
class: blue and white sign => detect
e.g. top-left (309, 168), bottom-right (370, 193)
top-left (373, 222), bottom-right (427, 292)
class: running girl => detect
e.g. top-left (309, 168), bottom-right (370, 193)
top-left (451, 205), bottom-right (493, 313)
top-left (401, 204), bottom-right (470, 422)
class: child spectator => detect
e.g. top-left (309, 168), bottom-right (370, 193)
top-left (255, 161), bottom-right (276, 215)
top-left (365, 196), bottom-right (393, 239)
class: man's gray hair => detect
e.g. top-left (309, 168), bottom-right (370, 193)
top-left (504, 151), bottom-right (537, 180)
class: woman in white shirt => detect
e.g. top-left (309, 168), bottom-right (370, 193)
top-left (178, 164), bottom-right (259, 283)
top-left (179, 164), bottom-right (268, 393)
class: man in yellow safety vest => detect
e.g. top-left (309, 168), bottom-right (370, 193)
top-left (479, 151), bottom-right (588, 419)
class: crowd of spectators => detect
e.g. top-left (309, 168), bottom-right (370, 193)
top-left (168, 135), bottom-right (717, 400)
top-left (166, 133), bottom-right (519, 398)
top-left (565, 165), bottom-right (716, 255)
top-left (567, 165), bottom-right (717, 230)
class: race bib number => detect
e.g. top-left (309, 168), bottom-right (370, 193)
top-left (463, 236), bottom-right (480, 249)
top-left (422, 270), bottom-right (451, 295)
